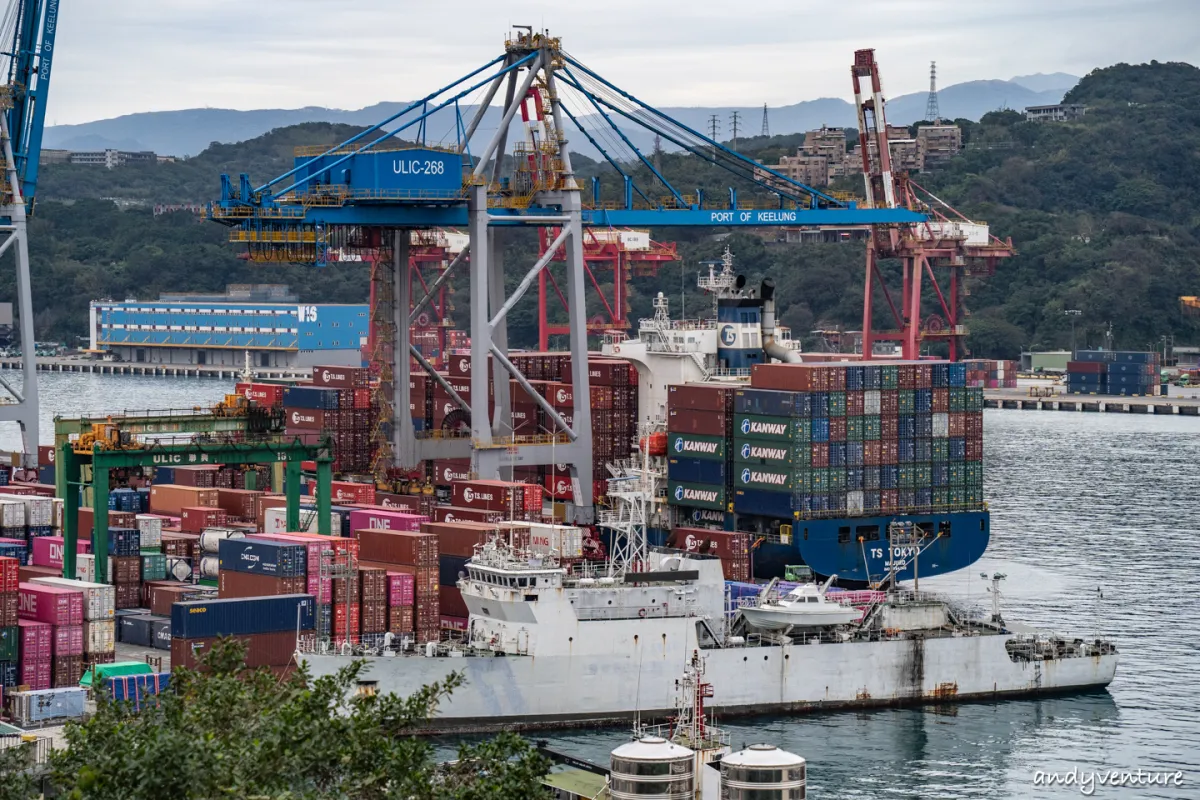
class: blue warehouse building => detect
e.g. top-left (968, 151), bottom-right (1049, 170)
top-left (89, 285), bottom-right (368, 368)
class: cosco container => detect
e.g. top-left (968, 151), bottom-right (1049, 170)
top-left (667, 432), bottom-right (726, 461)
top-left (170, 594), bottom-right (316, 639)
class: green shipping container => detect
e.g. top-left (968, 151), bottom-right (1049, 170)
top-left (142, 553), bottom-right (168, 582)
top-left (863, 415), bottom-right (882, 440)
top-left (932, 439), bottom-right (949, 462)
top-left (734, 414), bottom-right (811, 444)
top-left (898, 390), bottom-right (916, 414)
top-left (899, 465), bottom-right (916, 489)
top-left (828, 392), bottom-right (847, 417)
top-left (949, 464), bottom-right (966, 486)
top-left (734, 464), bottom-right (794, 492)
top-left (881, 366), bottom-right (899, 390)
top-left (966, 388), bottom-right (984, 412)
top-left (949, 387), bottom-right (967, 412)
top-left (733, 438), bottom-right (809, 467)
top-left (0, 626), bottom-right (17, 662)
top-left (827, 468), bottom-right (847, 492)
top-left (846, 417), bottom-right (864, 441)
top-left (668, 432), bottom-right (726, 462)
top-left (965, 462), bottom-right (983, 484)
top-left (933, 488), bottom-right (950, 509)
top-left (668, 481), bottom-right (726, 511)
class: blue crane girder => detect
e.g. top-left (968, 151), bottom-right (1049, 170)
top-left (5, 0), bottom-right (60, 209)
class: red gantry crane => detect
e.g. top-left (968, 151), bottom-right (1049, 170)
top-left (852, 48), bottom-right (1013, 361)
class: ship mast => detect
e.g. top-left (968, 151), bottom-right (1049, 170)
top-left (599, 420), bottom-right (660, 575)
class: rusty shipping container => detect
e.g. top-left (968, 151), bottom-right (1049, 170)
top-left (150, 485), bottom-right (219, 516)
top-left (171, 631), bottom-right (299, 671)
top-left (218, 570), bottom-right (308, 599)
top-left (667, 383), bottom-right (734, 413)
top-left (667, 408), bottom-right (729, 437)
top-left (356, 530), bottom-right (438, 567)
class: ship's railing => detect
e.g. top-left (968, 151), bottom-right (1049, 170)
top-left (573, 605), bottom-right (679, 621)
top-left (637, 723), bottom-right (732, 750)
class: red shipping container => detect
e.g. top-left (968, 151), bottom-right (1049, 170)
top-left (432, 505), bottom-right (505, 524)
top-left (880, 440), bottom-right (898, 465)
top-left (881, 416), bottom-right (898, 439)
top-left (357, 530), bottom-right (438, 566)
top-left (828, 417), bottom-right (847, 442)
top-left (545, 382), bottom-right (574, 408)
top-left (373, 492), bottom-right (427, 513)
top-left (115, 584), bottom-right (141, 609)
top-left (382, 563), bottom-right (439, 594)
top-left (284, 408), bottom-right (326, 430)
top-left (359, 568), bottom-right (388, 606)
top-left (431, 459), bottom-right (473, 486)
top-left (419, 521), bottom-right (500, 558)
top-left (218, 570), bottom-right (307, 599)
top-left (180, 506), bottom-right (227, 533)
top-left (312, 365), bottom-right (368, 389)
top-left (932, 388), bottom-right (949, 413)
top-left (388, 605), bottom-right (414, 634)
top-left (18, 583), bottom-right (83, 625)
top-left (361, 602), bottom-right (387, 634)
top-left (76, 508), bottom-right (138, 540)
top-left (0, 592), bottom-right (15, 627)
top-left (52, 624), bottom-right (84, 656)
top-left (450, 480), bottom-right (525, 513)
top-left (17, 618), bottom-right (52, 663)
top-left (667, 528), bottom-right (750, 562)
top-left (144, 582), bottom-right (211, 618)
top-left (0, 555), bottom-right (17, 592)
top-left (1067, 361), bottom-right (1106, 374)
top-left (16, 565), bottom-right (59, 585)
top-left (313, 481), bottom-right (375, 505)
top-left (52, 654), bottom-right (83, 687)
top-left (333, 603), bottom-right (360, 635)
top-left (170, 466), bottom-right (221, 488)
top-left (236, 382), bottom-right (286, 406)
top-left (111, 556), bottom-right (141, 585)
top-left (150, 485), bottom-right (219, 516)
top-left (810, 443), bottom-right (830, 468)
top-left (846, 391), bottom-right (864, 416)
top-left (666, 408), bottom-right (728, 437)
top-left (172, 631), bottom-right (298, 671)
top-left (217, 488), bottom-right (263, 521)
top-left (864, 441), bottom-right (882, 467)
top-left (37, 444), bottom-right (56, 466)
top-left (354, 388), bottom-right (373, 409)
top-left (439, 585), bottom-right (468, 618)
top-left (966, 438), bottom-right (983, 461)
top-left (666, 383), bottom-right (731, 413)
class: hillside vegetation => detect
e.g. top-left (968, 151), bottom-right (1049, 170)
top-left (16, 62), bottom-right (1200, 356)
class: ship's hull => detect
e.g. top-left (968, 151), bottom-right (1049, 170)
top-left (754, 510), bottom-right (991, 584)
top-left (301, 632), bottom-right (1115, 733)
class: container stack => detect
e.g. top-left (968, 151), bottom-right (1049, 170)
top-left (355, 529), bottom-right (440, 643)
top-left (666, 384), bottom-right (735, 522)
top-left (17, 580), bottom-right (85, 688)
top-left (962, 359), bottom-right (1018, 389)
top-left (170, 595), bottom-right (315, 673)
top-left (30, 577), bottom-right (116, 671)
top-left (0, 556), bottom-right (18, 689)
top-left (1067, 350), bottom-right (1162, 396)
top-left (666, 527), bottom-right (750, 581)
top-left (386, 570), bottom-right (415, 637)
top-left (282, 366), bottom-right (375, 473)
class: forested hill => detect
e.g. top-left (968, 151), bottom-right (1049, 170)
top-left (16, 61), bottom-right (1200, 356)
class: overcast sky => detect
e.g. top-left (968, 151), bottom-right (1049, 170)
top-left (45, 0), bottom-right (1199, 125)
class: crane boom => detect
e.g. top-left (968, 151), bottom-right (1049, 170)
top-left (5, 0), bottom-right (59, 209)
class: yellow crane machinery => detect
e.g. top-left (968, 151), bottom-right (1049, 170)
top-left (210, 393), bottom-right (251, 417)
top-left (72, 421), bottom-right (142, 455)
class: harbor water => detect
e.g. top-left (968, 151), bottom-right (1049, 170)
top-left (6, 372), bottom-right (1197, 797)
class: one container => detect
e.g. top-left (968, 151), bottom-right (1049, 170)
top-left (17, 618), bottom-right (52, 663)
top-left (18, 582), bottom-right (84, 625)
top-left (169, 594), bottom-right (316, 639)
top-left (347, 509), bottom-right (428, 533)
top-left (29, 577), bottom-right (115, 620)
top-left (51, 624), bottom-right (83, 656)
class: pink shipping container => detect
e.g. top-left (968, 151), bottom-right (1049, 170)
top-left (17, 619), bottom-right (52, 662)
top-left (17, 582), bottom-right (84, 626)
top-left (348, 509), bottom-right (428, 533)
top-left (19, 660), bottom-right (50, 691)
top-left (387, 572), bottom-right (415, 607)
top-left (0, 555), bottom-right (17, 592)
top-left (31, 536), bottom-right (91, 569)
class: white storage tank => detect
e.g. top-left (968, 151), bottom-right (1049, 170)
top-left (609, 736), bottom-right (695, 800)
top-left (720, 743), bottom-right (806, 799)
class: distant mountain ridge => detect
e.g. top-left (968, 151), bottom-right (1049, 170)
top-left (43, 76), bottom-right (1077, 158)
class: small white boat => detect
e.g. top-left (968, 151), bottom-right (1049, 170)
top-left (740, 575), bottom-right (862, 630)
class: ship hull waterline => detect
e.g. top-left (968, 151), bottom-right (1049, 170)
top-left (300, 636), bottom-right (1117, 734)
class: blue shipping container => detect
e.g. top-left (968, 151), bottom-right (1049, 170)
top-left (733, 488), bottom-right (794, 520)
top-left (108, 673), bottom-right (171, 708)
top-left (948, 363), bottom-right (967, 387)
top-left (108, 528), bottom-right (141, 557)
top-left (171, 594), bottom-right (316, 639)
top-left (735, 388), bottom-right (798, 417)
top-left (668, 457), bottom-right (727, 485)
top-left (218, 538), bottom-right (307, 577)
top-left (282, 386), bottom-right (340, 410)
top-left (13, 687), bottom-right (87, 722)
top-left (0, 660), bottom-right (16, 687)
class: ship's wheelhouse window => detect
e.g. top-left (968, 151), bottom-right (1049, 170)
top-left (807, 597), bottom-right (818, 603)
top-left (856, 524), bottom-right (880, 541)
top-left (837, 526), bottom-right (851, 544)
top-left (524, 594), bottom-right (538, 602)
top-left (939, 521), bottom-right (952, 539)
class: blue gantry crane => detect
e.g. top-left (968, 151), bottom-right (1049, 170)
top-left (0, 0), bottom-right (60, 460)
top-left (210, 31), bottom-right (926, 520)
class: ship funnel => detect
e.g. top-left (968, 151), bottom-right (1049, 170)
top-left (760, 278), bottom-right (801, 363)
top-left (735, 274), bottom-right (747, 290)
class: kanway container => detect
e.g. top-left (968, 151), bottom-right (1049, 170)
top-left (668, 481), bottom-right (726, 511)
top-left (431, 505), bottom-right (505, 524)
top-left (217, 537), bottom-right (306, 577)
top-left (18, 582), bottom-right (84, 625)
top-left (17, 619), bottom-right (52, 662)
top-left (667, 432), bottom-right (725, 462)
top-left (348, 508), bottom-right (428, 533)
top-left (149, 484), bottom-right (219, 516)
top-left (30, 577), bottom-right (115, 620)
top-left (218, 569), bottom-right (307, 599)
top-left (83, 619), bottom-right (116, 654)
top-left (357, 530), bottom-right (438, 567)
top-left (734, 439), bottom-right (804, 467)
top-left (170, 594), bottom-right (316, 639)
top-left (8, 687), bottom-right (87, 724)
top-left (734, 464), bottom-right (794, 492)
top-left (419, 521), bottom-right (500, 558)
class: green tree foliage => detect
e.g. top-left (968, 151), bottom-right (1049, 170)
top-left (0, 639), bottom-right (551, 800)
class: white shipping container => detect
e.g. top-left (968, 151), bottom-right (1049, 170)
top-left (263, 507), bottom-right (342, 535)
top-left (76, 553), bottom-right (95, 583)
top-left (864, 390), bottom-right (882, 416)
top-left (29, 577), bottom-right (115, 620)
top-left (19, 497), bottom-right (53, 527)
top-left (136, 514), bottom-right (163, 549)
top-left (0, 498), bottom-right (25, 528)
top-left (847, 490), bottom-right (865, 516)
top-left (932, 412), bottom-right (950, 439)
top-left (83, 619), bottom-right (116, 654)
top-left (526, 522), bottom-right (584, 559)
top-left (52, 498), bottom-right (64, 529)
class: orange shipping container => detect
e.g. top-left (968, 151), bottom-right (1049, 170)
top-left (149, 485), bottom-right (219, 516)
